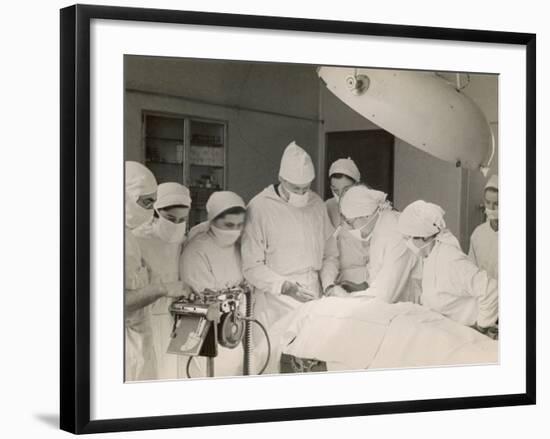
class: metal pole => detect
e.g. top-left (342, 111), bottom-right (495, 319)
top-left (207, 357), bottom-right (215, 378)
top-left (243, 288), bottom-right (253, 375)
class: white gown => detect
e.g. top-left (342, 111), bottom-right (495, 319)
top-left (326, 196), bottom-right (370, 285)
top-left (469, 221), bottom-right (498, 281)
top-left (132, 220), bottom-right (185, 380)
top-left (241, 185), bottom-right (339, 338)
top-left (125, 229), bottom-right (157, 381)
top-left (365, 210), bottom-right (421, 303)
top-left (179, 230), bottom-right (245, 377)
top-left (422, 232), bottom-right (498, 327)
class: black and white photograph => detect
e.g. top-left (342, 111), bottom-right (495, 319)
top-left (50, 3), bottom-right (537, 435)
top-left (1, 0), bottom-right (547, 435)
top-left (124, 56), bottom-right (500, 382)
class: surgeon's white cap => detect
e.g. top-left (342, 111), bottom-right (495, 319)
top-left (398, 200), bottom-right (446, 238)
top-left (340, 185), bottom-right (387, 219)
top-left (125, 161), bottom-right (157, 199)
top-left (485, 174), bottom-right (498, 191)
top-left (278, 141), bottom-right (315, 185)
top-left (154, 182), bottom-right (192, 209)
top-left (329, 157), bottom-right (361, 182)
top-left (206, 191), bottom-right (246, 221)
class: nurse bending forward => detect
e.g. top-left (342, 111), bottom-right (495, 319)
top-left (398, 200), bottom-right (498, 336)
top-left (180, 191), bottom-right (248, 377)
top-left (133, 182), bottom-right (191, 379)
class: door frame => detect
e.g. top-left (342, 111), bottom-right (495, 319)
top-left (323, 129), bottom-right (396, 201)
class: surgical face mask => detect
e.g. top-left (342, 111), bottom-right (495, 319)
top-left (287, 190), bottom-right (309, 208)
top-left (406, 237), bottom-right (432, 257)
top-left (348, 211), bottom-right (378, 242)
top-left (349, 227), bottom-right (373, 243)
top-left (486, 208), bottom-right (498, 221)
top-left (211, 225), bottom-right (241, 247)
top-left (406, 238), bottom-right (421, 255)
top-left (126, 197), bottom-right (154, 229)
top-left (153, 212), bottom-right (187, 243)
top-left (332, 190), bottom-right (340, 202)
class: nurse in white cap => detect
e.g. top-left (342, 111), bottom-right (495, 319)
top-left (180, 191), bottom-right (247, 377)
top-left (181, 191), bottom-right (247, 294)
top-left (324, 158), bottom-right (371, 290)
top-left (398, 200), bottom-right (498, 336)
top-left (325, 157), bottom-right (361, 228)
top-left (241, 141), bottom-right (339, 337)
top-left (124, 162), bottom-right (184, 381)
top-left (132, 182), bottom-right (191, 379)
top-left (469, 175), bottom-right (498, 280)
top-left (337, 184), bottom-right (418, 302)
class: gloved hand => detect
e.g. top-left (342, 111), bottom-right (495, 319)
top-left (324, 284), bottom-right (348, 297)
top-left (281, 281), bottom-right (316, 303)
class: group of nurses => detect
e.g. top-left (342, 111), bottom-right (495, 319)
top-left (125, 141), bottom-right (500, 381)
top-left (319, 158), bottom-right (498, 337)
top-left (125, 162), bottom-right (248, 380)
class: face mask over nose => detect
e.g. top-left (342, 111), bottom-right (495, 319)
top-left (406, 238), bottom-right (421, 255)
top-left (153, 211), bottom-right (187, 243)
top-left (406, 237), bottom-right (432, 257)
top-left (287, 190), bottom-right (309, 208)
top-left (211, 225), bottom-right (241, 247)
top-left (332, 190), bottom-right (340, 202)
top-left (126, 197), bottom-right (154, 229)
top-left (348, 210), bottom-right (378, 242)
top-left (349, 226), bottom-right (373, 243)
top-left (486, 208), bottom-right (498, 221)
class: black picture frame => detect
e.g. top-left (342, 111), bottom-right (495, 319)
top-left (60, 4), bottom-right (536, 434)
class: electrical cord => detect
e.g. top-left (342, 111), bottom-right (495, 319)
top-left (185, 356), bottom-right (193, 379)
top-left (250, 318), bottom-right (271, 375)
top-left (184, 317), bottom-right (272, 378)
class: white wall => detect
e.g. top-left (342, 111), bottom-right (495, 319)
top-left (125, 57), bottom-right (321, 202)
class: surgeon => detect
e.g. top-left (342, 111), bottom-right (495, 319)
top-left (336, 185), bottom-right (419, 302)
top-left (398, 200), bottom-right (498, 335)
top-left (132, 182), bottom-right (191, 379)
top-left (469, 174), bottom-right (498, 281)
top-left (241, 141), bottom-right (339, 336)
top-left (124, 162), bottom-right (183, 381)
top-left (180, 191), bottom-right (247, 377)
top-left (325, 158), bottom-right (361, 228)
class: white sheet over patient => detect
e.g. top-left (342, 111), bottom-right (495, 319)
top-left (254, 296), bottom-right (497, 374)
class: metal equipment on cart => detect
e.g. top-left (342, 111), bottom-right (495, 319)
top-left (167, 284), bottom-right (270, 378)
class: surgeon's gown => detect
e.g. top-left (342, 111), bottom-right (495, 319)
top-left (468, 221), bottom-right (498, 281)
top-left (422, 234), bottom-right (498, 327)
top-left (351, 209), bottom-right (421, 304)
top-left (132, 220), bottom-right (185, 380)
top-left (326, 196), bottom-right (370, 285)
top-left (241, 185), bottom-right (339, 339)
top-left (179, 230), bottom-right (245, 377)
top-left (125, 229), bottom-right (157, 381)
